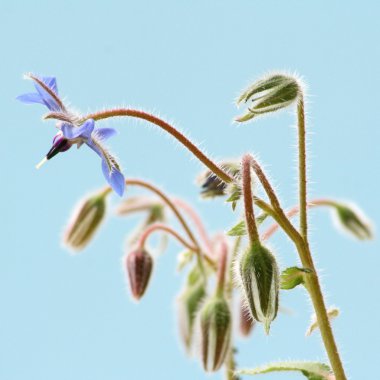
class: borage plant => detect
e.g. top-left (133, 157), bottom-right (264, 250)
top-left (19, 73), bottom-right (373, 380)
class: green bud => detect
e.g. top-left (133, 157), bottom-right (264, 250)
top-left (199, 294), bottom-right (231, 372)
top-left (177, 269), bottom-right (206, 351)
top-left (334, 203), bottom-right (373, 240)
top-left (238, 243), bottom-right (279, 334)
top-left (63, 190), bottom-right (107, 251)
top-left (236, 73), bottom-right (301, 122)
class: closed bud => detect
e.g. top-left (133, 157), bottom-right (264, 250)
top-left (125, 248), bottom-right (153, 300)
top-left (197, 162), bottom-right (240, 198)
top-left (236, 73), bottom-right (301, 122)
top-left (238, 242), bottom-right (279, 334)
top-left (63, 190), bottom-right (108, 251)
top-left (239, 298), bottom-right (256, 337)
top-left (199, 294), bottom-right (231, 372)
top-left (177, 268), bottom-right (206, 351)
top-left (334, 203), bottom-right (373, 240)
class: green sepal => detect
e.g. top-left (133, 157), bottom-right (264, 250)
top-left (237, 361), bottom-right (333, 380)
top-left (280, 266), bottom-right (312, 290)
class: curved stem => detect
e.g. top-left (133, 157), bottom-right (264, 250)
top-left (262, 198), bottom-right (339, 241)
top-left (74, 108), bottom-right (233, 183)
top-left (138, 223), bottom-right (197, 252)
top-left (172, 198), bottom-right (213, 254)
top-left (242, 154), bottom-right (260, 244)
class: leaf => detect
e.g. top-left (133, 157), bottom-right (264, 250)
top-left (227, 221), bottom-right (246, 236)
top-left (237, 361), bottom-right (333, 380)
top-left (306, 307), bottom-right (340, 337)
top-left (280, 266), bottom-right (312, 290)
top-left (227, 215), bottom-right (269, 237)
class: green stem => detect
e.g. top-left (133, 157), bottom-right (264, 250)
top-left (298, 96), bottom-right (308, 239)
top-left (296, 97), bottom-right (347, 380)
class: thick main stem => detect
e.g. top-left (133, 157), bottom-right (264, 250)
top-left (297, 98), bottom-right (347, 380)
top-left (79, 109), bottom-right (233, 183)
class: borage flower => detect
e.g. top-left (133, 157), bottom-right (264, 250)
top-left (17, 74), bottom-right (125, 196)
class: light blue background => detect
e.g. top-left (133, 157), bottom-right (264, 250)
top-left (1, 1), bottom-right (379, 379)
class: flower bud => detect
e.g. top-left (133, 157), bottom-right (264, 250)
top-left (199, 294), bottom-right (231, 372)
top-left (236, 73), bottom-right (301, 122)
top-left (238, 242), bottom-right (279, 334)
top-left (197, 162), bottom-right (240, 198)
top-left (125, 248), bottom-right (153, 300)
top-left (239, 298), bottom-right (256, 337)
top-left (63, 190), bottom-right (107, 251)
top-left (177, 269), bottom-right (206, 351)
top-left (334, 203), bottom-right (373, 240)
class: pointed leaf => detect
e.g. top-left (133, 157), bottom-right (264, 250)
top-left (280, 266), bottom-right (312, 290)
top-left (238, 361), bottom-right (333, 379)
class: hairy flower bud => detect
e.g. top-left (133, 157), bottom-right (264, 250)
top-left (238, 242), bottom-right (279, 334)
top-left (236, 73), bottom-right (301, 122)
top-left (199, 294), bottom-right (231, 372)
top-left (334, 203), bottom-right (373, 240)
top-left (197, 162), bottom-right (240, 198)
top-left (125, 248), bottom-right (153, 300)
top-left (63, 190), bottom-right (107, 251)
top-left (177, 268), bottom-right (206, 351)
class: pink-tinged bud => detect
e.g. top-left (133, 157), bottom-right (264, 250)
top-left (125, 248), bottom-right (153, 300)
top-left (63, 190), bottom-right (107, 252)
top-left (239, 298), bottom-right (256, 337)
top-left (199, 294), bottom-right (231, 372)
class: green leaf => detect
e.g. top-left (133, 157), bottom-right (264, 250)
top-left (227, 215), bottom-right (269, 237)
top-left (306, 307), bottom-right (340, 336)
top-left (237, 361), bottom-right (333, 380)
top-left (280, 266), bottom-right (312, 290)
top-left (227, 221), bottom-right (246, 236)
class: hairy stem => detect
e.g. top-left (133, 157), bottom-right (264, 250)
top-left (77, 108), bottom-right (233, 183)
top-left (242, 154), bottom-right (260, 244)
top-left (173, 198), bottom-right (213, 254)
top-left (138, 223), bottom-right (197, 252)
top-left (298, 96), bottom-right (308, 239)
top-left (262, 198), bottom-right (339, 241)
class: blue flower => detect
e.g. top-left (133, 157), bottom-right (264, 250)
top-left (18, 74), bottom-right (125, 196)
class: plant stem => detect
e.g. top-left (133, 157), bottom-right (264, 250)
top-left (77, 108), bottom-right (233, 183)
top-left (250, 159), bottom-right (347, 379)
top-left (261, 198), bottom-right (339, 241)
top-left (298, 96), bottom-right (308, 239)
top-left (172, 198), bottom-right (213, 254)
top-left (296, 97), bottom-right (347, 380)
top-left (138, 223), bottom-right (197, 252)
top-left (242, 154), bottom-right (260, 244)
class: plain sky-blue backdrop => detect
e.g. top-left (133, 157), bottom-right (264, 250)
top-left (1, 1), bottom-right (379, 379)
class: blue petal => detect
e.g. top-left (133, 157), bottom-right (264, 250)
top-left (61, 119), bottom-right (95, 140)
top-left (33, 80), bottom-right (61, 111)
top-left (101, 159), bottom-right (125, 196)
top-left (16, 93), bottom-right (45, 105)
top-left (93, 127), bottom-right (117, 141)
top-left (41, 77), bottom-right (58, 94)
